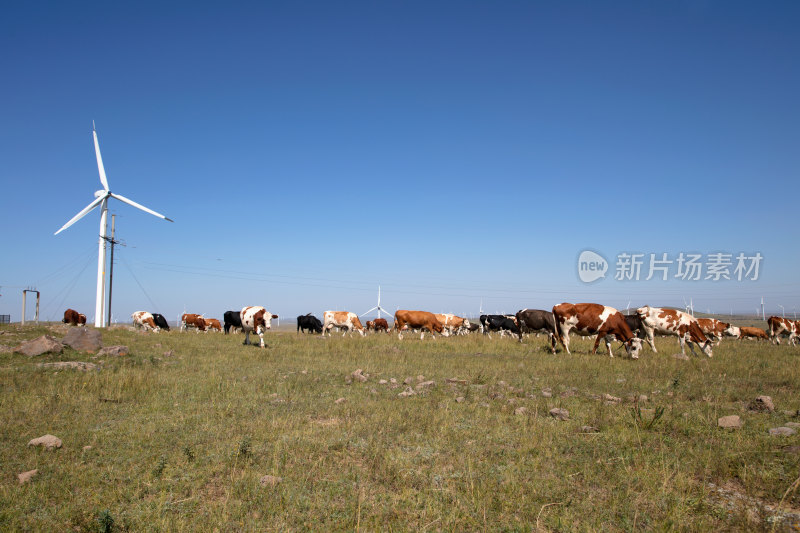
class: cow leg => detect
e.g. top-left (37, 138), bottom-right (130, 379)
top-left (548, 333), bottom-right (557, 354)
top-left (258, 329), bottom-right (265, 348)
top-left (604, 334), bottom-right (615, 357)
top-left (243, 330), bottom-right (251, 345)
top-left (678, 334), bottom-right (689, 355)
top-left (591, 334), bottom-right (603, 355)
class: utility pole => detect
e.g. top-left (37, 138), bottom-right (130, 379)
top-left (761, 297), bottom-right (765, 321)
top-left (105, 215), bottom-right (123, 326)
top-left (21, 288), bottom-right (40, 325)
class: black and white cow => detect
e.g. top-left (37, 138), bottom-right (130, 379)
top-left (297, 313), bottom-right (323, 334)
top-left (515, 309), bottom-right (557, 352)
top-left (623, 314), bottom-right (646, 340)
top-left (223, 310), bottom-right (243, 334)
top-left (480, 314), bottom-right (520, 338)
top-left (152, 313), bottom-right (170, 331)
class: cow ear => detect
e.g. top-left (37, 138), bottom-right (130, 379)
top-left (272, 314), bottom-right (279, 319)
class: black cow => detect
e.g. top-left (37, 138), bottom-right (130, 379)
top-left (515, 309), bottom-right (557, 352)
top-left (480, 314), bottom-right (520, 338)
top-left (152, 313), bottom-right (170, 331)
top-left (623, 314), bottom-right (646, 340)
top-left (224, 310), bottom-right (243, 334)
top-left (297, 313), bottom-right (323, 334)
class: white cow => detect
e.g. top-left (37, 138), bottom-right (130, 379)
top-left (132, 311), bottom-right (159, 332)
top-left (240, 306), bottom-right (278, 348)
top-left (636, 306), bottom-right (713, 357)
top-left (321, 311), bottom-right (366, 337)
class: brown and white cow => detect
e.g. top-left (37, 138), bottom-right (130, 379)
top-left (366, 318), bottom-right (390, 333)
top-left (241, 306), bottom-right (278, 347)
top-left (62, 308), bottom-right (86, 326)
top-left (767, 316), bottom-right (798, 345)
top-left (132, 311), bottom-right (159, 332)
top-left (636, 306), bottom-right (713, 357)
top-left (696, 318), bottom-right (739, 345)
top-left (434, 313), bottom-right (471, 336)
top-left (204, 318), bottom-right (222, 332)
top-left (552, 303), bottom-right (642, 358)
top-left (321, 311), bottom-right (366, 337)
top-left (394, 310), bottom-right (448, 340)
top-left (181, 313), bottom-right (206, 333)
top-left (739, 326), bottom-right (769, 341)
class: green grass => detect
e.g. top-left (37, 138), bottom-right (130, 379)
top-left (1, 323), bottom-right (799, 531)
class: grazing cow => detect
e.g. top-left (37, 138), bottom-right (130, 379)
top-left (394, 310), bottom-right (447, 340)
top-left (480, 314), bottom-right (520, 338)
top-left (62, 308), bottom-right (85, 326)
top-left (223, 310), bottom-right (243, 334)
top-left (204, 318), bottom-right (222, 332)
top-left (297, 313), bottom-right (323, 334)
top-left (696, 318), bottom-right (739, 344)
top-left (636, 306), bottom-right (713, 357)
top-left (365, 317), bottom-right (390, 333)
top-left (241, 306), bottom-right (278, 347)
top-left (321, 311), bottom-right (366, 337)
top-left (739, 326), bottom-right (769, 341)
top-left (515, 309), bottom-right (557, 353)
top-left (132, 311), bottom-right (159, 332)
top-left (181, 313), bottom-right (206, 333)
top-left (463, 322), bottom-right (481, 334)
top-left (768, 316), bottom-right (798, 345)
top-left (152, 313), bottom-right (170, 331)
top-left (552, 303), bottom-right (642, 358)
top-left (434, 314), bottom-right (471, 336)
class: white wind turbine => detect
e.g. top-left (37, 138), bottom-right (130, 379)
top-left (54, 123), bottom-right (173, 327)
top-left (361, 286), bottom-right (392, 319)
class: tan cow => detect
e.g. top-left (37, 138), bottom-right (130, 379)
top-left (434, 313), bottom-right (471, 335)
top-left (241, 306), bottom-right (278, 347)
top-left (552, 303), bottom-right (642, 358)
top-left (321, 311), bottom-right (365, 337)
top-left (181, 313), bottom-right (206, 333)
top-left (365, 318), bottom-right (390, 333)
top-left (636, 306), bottom-right (713, 357)
top-left (695, 318), bottom-right (739, 345)
top-left (62, 308), bottom-right (86, 326)
top-left (204, 318), bottom-right (222, 332)
top-left (132, 311), bottom-right (159, 332)
top-left (767, 316), bottom-right (798, 345)
top-left (739, 326), bottom-right (769, 341)
top-left (394, 310), bottom-right (447, 340)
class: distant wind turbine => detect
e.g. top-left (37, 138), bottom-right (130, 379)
top-left (361, 286), bottom-right (392, 319)
top-left (54, 123), bottom-right (173, 327)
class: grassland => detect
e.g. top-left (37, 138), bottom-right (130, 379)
top-left (1, 322), bottom-right (799, 531)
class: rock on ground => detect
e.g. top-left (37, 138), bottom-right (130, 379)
top-left (28, 434), bottom-right (62, 450)
top-left (549, 408), bottom-right (569, 421)
top-left (97, 345), bottom-right (129, 357)
top-left (350, 369), bottom-right (368, 382)
top-left (17, 469), bottom-right (38, 484)
top-left (672, 353), bottom-right (690, 361)
top-left (37, 361), bottom-right (98, 371)
top-left (416, 380), bottom-right (435, 390)
top-left (398, 387), bottom-right (416, 398)
top-left (259, 475), bottom-right (282, 487)
top-left (749, 395), bottom-right (775, 413)
top-left (62, 328), bottom-right (103, 352)
top-left (769, 427), bottom-right (797, 436)
top-left (15, 336), bottom-right (63, 357)
top-left (718, 415), bottom-right (743, 429)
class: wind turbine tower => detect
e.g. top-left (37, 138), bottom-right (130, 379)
top-left (55, 123), bottom-right (173, 327)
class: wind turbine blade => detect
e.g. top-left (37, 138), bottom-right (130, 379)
top-left (54, 195), bottom-right (106, 235)
top-left (360, 307), bottom-right (378, 317)
top-left (93, 128), bottom-right (110, 191)
top-left (110, 193), bottom-right (174, 222)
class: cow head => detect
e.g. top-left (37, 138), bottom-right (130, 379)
top-left (723, 323), bottom-right (740, 338)
top-left (624, 337), bottom-right (643, 359)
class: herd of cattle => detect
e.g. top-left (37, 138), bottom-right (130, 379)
top-left (58, 304), bottom-right (799, 356)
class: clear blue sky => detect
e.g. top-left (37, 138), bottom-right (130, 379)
top-left (2, 1), bottom-right (799, 323)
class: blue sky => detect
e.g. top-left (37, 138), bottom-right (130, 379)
top-left (2, 1), bottom-right (799, 323)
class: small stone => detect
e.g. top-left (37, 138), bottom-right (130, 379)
top-left (351, 369), bottom-right (368, 383)
top-left (748, 395), bottom-right (775, 413)
top-left (638, 395), bottom-right (649, 403)
top-left (785, 422), bottom-right (800, 428)
top-left (672, 353), bottom-right (690, 361)
top-left (549, 408), bottom-right (569, 421)
top-left (446, 378), bottom-right (468, 385)
top-left (498, 381), bottom-right (508, 387)
top-left (28, 434), bottom-right (62, 450)
top-left (580, 426), bottom-right (599, 433)
top-left (770, 427), bottom-right (797, 436)
top-left (560, 388), bottom-right (578, 398)
top-left (602, 393), bottom-right (621, 403)
top-left (416, 375), bottom-right (425, 382)
top-left (378, 379), bottom-right (388, 385)
top-left (37, 361), bottom-right (98, 371)
top-left (403, 377), bottom-right (414, 385)
top-left (97, 345), bottom-right (128, 357)
top-left (455, 396), bottom-right (465, 403)
top-left (17, 469), bottom-right (38, 484)
top-left (616, 378), bottom-right (626, 383)
top-left (541, 390), bottom-right (552, 398)
top-left (514, 407), bottom-right (527, 416)
top-left (83, 446), bottom-right (92, 451)
top-left (390, 378), bottom-right (397, 384)
top-left (398, 387), bottom-right (416, 398)
top-left (415, 380), bottom-right (435, 390)
top-left (259, 475), bottom-right (282, 487)
top-left (163, 350), bottom-right (174, 357)
top-left (334, 397), bottom-right (346, 404)
top-left (370, 389), bottom-right (377, 395)
top-left (718, 415), bottom-right (742, 429)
